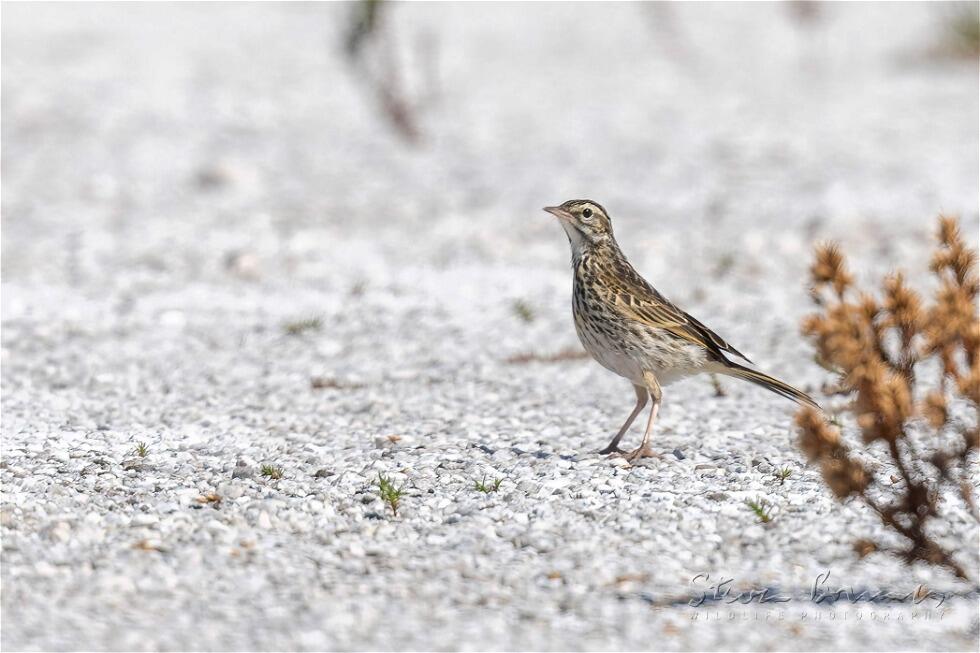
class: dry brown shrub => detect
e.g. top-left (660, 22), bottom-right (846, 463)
top-left (798, 215), bottom-right (978, 581)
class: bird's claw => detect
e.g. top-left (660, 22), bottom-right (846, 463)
top-left (623, 446), bottom-right (659, 464)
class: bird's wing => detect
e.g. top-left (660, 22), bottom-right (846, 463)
top-left (595, 257), bottom-right (752, 364)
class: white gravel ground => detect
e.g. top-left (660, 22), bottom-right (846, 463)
top-left (2, 3), bottom-right (978, 651)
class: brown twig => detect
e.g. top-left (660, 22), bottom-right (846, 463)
top-left (797, 215), bottom-right (978, 582)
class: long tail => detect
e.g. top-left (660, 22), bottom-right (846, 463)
top-left (716, 361), bottom-right (820, 409)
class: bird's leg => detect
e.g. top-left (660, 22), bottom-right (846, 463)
top-left (624, 373), bottom-right (663, 463)
top-left (598, 384), bottom-right (648, 455)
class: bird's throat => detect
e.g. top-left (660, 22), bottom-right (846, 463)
top-left (561, 220), bottom-right (590, 260)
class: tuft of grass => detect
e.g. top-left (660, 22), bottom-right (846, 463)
top-left (260, 464), bottom-right (284, 480)
top-left (134, 441), bottom-right (149, 458)
top-left (775, 467), bottom-right (793, 485)
top-left (745, 498), bottom-right (775, 524)
top-left (473, 475), bottom-right (503, 494)
top-left (283, 316), bottom-right (322, 336)
top-left (511, 299), bottom-right (536, 323)
top-left (378, 473), bottom-right (403, 517)
top-left (349, 280), bottom-right (367, 297)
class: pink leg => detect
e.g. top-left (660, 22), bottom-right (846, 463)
top-left (624, 373), bottom-right (662, 463)
top-left (599, 384), bottom-right (648, 455)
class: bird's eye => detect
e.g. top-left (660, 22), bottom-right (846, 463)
top-left (582, 208), bottom-right (593, 219)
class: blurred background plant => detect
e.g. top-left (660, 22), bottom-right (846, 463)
top-left (796, 216), bottom-right (979, 581)
top-left (939, 2), bottom-right (980, 58)
top-left (342, 0), bottom-right (439, 144)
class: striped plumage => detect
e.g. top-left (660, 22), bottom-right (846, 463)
top-left (545, 199), bottom-right (817, 461)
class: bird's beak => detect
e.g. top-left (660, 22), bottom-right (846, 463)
top-left (543, 206), bottom-right (573, 221)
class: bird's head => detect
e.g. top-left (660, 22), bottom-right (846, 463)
top-left (544, 199), bottom-right (613, 254)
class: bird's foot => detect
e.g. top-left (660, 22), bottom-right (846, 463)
top-left (623, 445), bottom-right (659, 464)
top-left (598, 445), bottom-right (626, 456)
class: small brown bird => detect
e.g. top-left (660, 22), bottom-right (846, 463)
top-left (545, 199), bottom-right (817, 462)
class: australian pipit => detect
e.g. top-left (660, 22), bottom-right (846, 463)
top-left (545, 199), bottom-right (818, 462)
